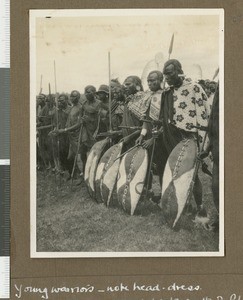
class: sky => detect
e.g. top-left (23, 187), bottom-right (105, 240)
top-left (31, 9), bottom-right (223, 94)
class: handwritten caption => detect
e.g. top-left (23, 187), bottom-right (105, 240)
top-left (14, 282), bottom-right (241, 300)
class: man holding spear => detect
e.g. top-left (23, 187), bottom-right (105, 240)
top-left (136, 70), bottom-right (167, 199)
top-left (56, 90), bottom-right (83, 181)
top-left (37, 91), bottom-right (56, 170)
top-left (50, 94), bottom-right (71, 175)
top-left (79, 85), bottom-right (101, 172)
top-left (136, 34), bottom-right (174, 199)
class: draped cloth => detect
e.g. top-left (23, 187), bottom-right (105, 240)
top-left (161, 88), bottom-right (198, 155)
top-left (161, 79), bottom-right (210, 154)
top-left (121, 91), bottom-right (152, 137)
top-left (161, 88), bottom-right (183, 154)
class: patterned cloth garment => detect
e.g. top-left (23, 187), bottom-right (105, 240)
top-left (126, 91), bottom-right (152, 120)
top-left (149, 89), bottom-right (163, 121)
top-left (171, 78), bottom-right (208, 123)
top-left (169, 78), bottom-right (210, 148)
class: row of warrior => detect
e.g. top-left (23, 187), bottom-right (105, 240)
top-left (36, 59), bottom-right (219, 223)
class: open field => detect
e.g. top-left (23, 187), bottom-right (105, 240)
top-left (36, 166), bottom-right (219, 254)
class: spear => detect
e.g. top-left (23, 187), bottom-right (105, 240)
top-left (54, 60), bottom-right (61, 180)
top-left (212, 67), bottom-right (219, 81)
top-left (144, 33), bottom-right (175, 200)
top-left (114, 144), bottom-right (140, 161)
top-left (53, 61), bottom-right (59, 130)
top-left (54, 61), bottom-right (57, 93)
top-left (162, 33), bottom-right (174, 90)
top-left (39, 74), bottom-right (43, 94)
top-left (108, 52), bottom-right (112, 132)
top-left (168, 33), bottom-right (174, 60)
top-left (54, 61), bottom-right (59, 131)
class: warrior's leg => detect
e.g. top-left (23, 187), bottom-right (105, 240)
top-left (212, 162), bottom-right (219, 213)
top-left (80, 144), bottom-right (88, 174)
top-left (66, 146), bottom-right (75, 178)
top-left (193, 175), bottom-right (202, 207)
top-left (193, 175), bottom-right (207, 216)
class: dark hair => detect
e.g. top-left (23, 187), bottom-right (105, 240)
top-left (70, 90), bottom-right (81, 99)
top-left (163, 59), bottom-right (184, 75)
top-left (148, 70), bottom-right (163, 82)
top-left (58, 93), bottom-right (68, 101)
top-left (124, 75), bottom-right (144, 92)
top-left (84, 85), bottom-right (96, 93)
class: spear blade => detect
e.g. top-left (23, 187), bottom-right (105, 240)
top-left (212, 67), bottom-right (219, 81)
top-left (168, 33), bottom-right (174, 58)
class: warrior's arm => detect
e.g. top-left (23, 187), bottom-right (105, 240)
top-left (64, 121), bottom-right (81, 132)
top-left (58, 109), bottom-right (82, 134)
top-left (194, 87), bottom-right (210, 151)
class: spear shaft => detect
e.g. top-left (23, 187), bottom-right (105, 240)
top-left (54, 61), bottom-right (61, 176)
top-left (108, 52), bottom-right (112, 132)
top-left (168, 33), bottom-right (174, 60)
top-left (162, 33), bottom-right (174, 89)
top-left (39, 74), bottom-right (43, 94)
top-left (54, 61), bottom-right (59, 130)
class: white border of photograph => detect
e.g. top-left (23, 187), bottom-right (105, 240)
top-left (30, 8), bottom-right (224, 258)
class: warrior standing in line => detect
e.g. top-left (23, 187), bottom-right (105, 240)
top-left (37, 94), bottom-right (56, 170)
top-left (110, 80), bottom-right (125, 132)
top-left (161, 59), bottom-right (210, 215)
top-left (96, 84), bottom-right (110, 133)
top-left (121, 75), bottom-right (150, 149)
top-left (49, 93), bottom-right (72, 175)
top-left (200, 83), bottom-right (219, 230)
top-left (136, 70), bottom-right (168, 188)
top-left (56, 90), bottom-right (82, 181)
top-left (79, 85), bottom-right (101, 173)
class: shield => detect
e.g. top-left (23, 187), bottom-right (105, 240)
top-left (117, 146), bottom-right (148, 215)
top-left (96, 142), bottom-right (124, 205)
top-left (160, 138), bottom-right (197, 228)
top-left (84, 138), bottom-right (110, 199)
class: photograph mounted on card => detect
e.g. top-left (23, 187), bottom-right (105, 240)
top-left (30, 8), bottom-right (224, 258)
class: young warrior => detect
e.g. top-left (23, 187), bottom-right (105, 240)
top-left (121, 76), bottom-right (151, 148)
top-left (136, 71), bottom-right (167, 187)
top-left (79, 85), bottom-right (101, 172)
top-left (161, 59), bottom-right (210, 214)
top-left (37, 94), bottom-right (56, 170)
top-left (56, 90), bottom-right (82, 179)
top-left (96, 84), bottom-right (110, 133)
top-left (50, 94), bottom-right (71, 174)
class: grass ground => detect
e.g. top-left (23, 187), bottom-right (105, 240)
top-left (36, 165), bottom-right (219, 253)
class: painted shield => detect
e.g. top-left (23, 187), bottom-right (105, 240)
top-left (117, 146), bottom-right (148, 215)
top-left (160, 138), bottom-right (197, 228)
top-left (95, 142), bottom-right (124, 205)
top-left (84, 138), bottom-right (110, 199)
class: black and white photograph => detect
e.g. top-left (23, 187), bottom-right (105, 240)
top-left (30, 9), bottom-right (224, 257)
